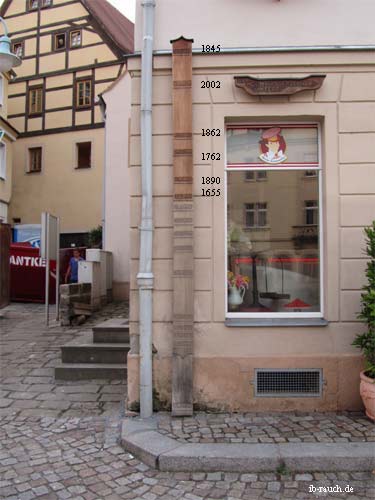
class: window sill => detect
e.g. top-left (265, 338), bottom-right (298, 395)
top-left (225, 318), bottom-right (328, 327)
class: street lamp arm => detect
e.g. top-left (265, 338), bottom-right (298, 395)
top-left (0, 17), bottom-right (9, 37)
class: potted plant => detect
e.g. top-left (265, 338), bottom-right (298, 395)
top-left (352, 221), bottom-right (375, 421)
top-left (227, 271), bottom-right (250, 309)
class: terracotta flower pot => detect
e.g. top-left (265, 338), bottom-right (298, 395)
top-left (360, 371), bottom-right (375, 421)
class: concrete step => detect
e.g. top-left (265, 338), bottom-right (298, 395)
top-left (93, 318), bottom-right (129, 344)
top-left (61, 332), bottom-right (130, 364)
top-left (55, 362), bottom-right (127, 381)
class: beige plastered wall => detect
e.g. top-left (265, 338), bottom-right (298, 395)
top-left (103, 72), bottom-right (131, 300)
top-left (127, 50), bottom-right (375, 412)
top-left (135, 0), bottom-right (375, 52)
top-left (9, 129), bottom-right (104, 233)
top-left (0, 75), bottom-right (16, 223)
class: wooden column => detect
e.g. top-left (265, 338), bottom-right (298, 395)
top-left (171, 36), bottom-right (194, 416)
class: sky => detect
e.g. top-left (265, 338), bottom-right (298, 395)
top-left (108, 0), bottom-right (136, 22)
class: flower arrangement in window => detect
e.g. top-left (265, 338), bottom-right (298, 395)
top-left (227, 271), bottom-right (250, 309)
top-left (227, 271), bottom-right (249, 289)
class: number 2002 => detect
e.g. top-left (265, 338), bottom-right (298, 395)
top-left (201, 81), bottom-right (221, 88)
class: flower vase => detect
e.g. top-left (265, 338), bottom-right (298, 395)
top-left (228, 285), bottom-right (245, 310)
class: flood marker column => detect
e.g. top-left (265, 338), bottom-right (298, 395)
top-left (171, 36), bottom-right (194, 416)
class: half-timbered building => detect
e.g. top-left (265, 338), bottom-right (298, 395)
top-left (0, 0), bottom-right (133, 245)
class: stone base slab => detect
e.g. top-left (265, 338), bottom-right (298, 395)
top-left (121, 417), bottom-right (375, 472)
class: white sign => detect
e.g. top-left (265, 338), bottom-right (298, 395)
top-left (40, 213), bottom-right (58, 259)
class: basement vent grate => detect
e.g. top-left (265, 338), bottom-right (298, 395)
top-left (254, 369), bottom-right (323, 397)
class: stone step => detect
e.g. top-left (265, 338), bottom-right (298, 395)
top-left (61, 332), bottom-right (130, 364)
top-left (92, 318), bottom-right (129, 344)
top-left (55, 362), bottom-right (127, 381)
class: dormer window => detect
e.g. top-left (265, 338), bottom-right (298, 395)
top-left (12, 41), bottom-right (24, 58)
top-left (70, 30), bottom-right (82, 48)
top-left (28, 0), bottom-right (52, 10)
top-left (54, 33), bottom-right (66, 51)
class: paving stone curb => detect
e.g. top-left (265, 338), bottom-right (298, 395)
top-left (121, 417), bottom-right (375, 473)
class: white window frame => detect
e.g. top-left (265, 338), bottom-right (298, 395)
top-left (304, 200), bottom-right (319, 226)
top-left (225, 122), bottom-right (324, 319)
top-left (244, 202), bottom-right (268, 228)
top-left (0, 140), bottom-right (6, 180)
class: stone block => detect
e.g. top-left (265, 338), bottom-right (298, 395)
top-left (211, 75), bottom-right (236, 104)
top-left (339, 102), bottom-right (375, 132)
top-left (194, 259), bottom-right (212, 291)
top-left (153, 259), bottom-right (173, 291)
top-left (193, 104), bottom-right (213, 134)
top-left (154, 197), bottom-right (173, 228)
top-left (281, 443), bottom-right (375, 471)
top-left (194, 228), bottom-right (212, 258)
top-left (315, 73), bottom-right (342, 102)
top-left (341, 73), bottom-right (375, 101)
top-left (194, 291), bottom-right (212, 322)
top-left (340, 195), bottom-right (375, 226)
top-left (340, 259), bottom-right (367, 290)
top-left (192, 75), bottom-right (211, 104)
top-left (339, 133), bottom-right (375, 163)
top-left (340, 291), bottom-right (361, 322)
top-left (159, 443), bottom-right (279, 472)
top-left (340, 164), bottom-right (375, 194)
top-left (341, 228), bottom-right (367, 258)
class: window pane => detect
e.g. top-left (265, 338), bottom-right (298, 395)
top-left (70, 31), bottom-right (81, 47)
top-left (29, 148), bottom-right (42, 172)
top-left (13, 43), bottom-right (23, 58)
top-left (29, 88), bottom-right (42, 114)
top-left (77, 80), bottom-right (91, 107)
top-left (77, 142), bottom-right (91, 168)
top-left (55, 34), bottom-right (66, 50)
top-left (227, 126), bottom-right (318, 166)
top-left (257, 171), bottom-right (267, 180)
top-left (227, 170), bottom-right (320, 313)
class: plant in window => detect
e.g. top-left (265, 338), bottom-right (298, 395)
top-left (352, 221), bottom-right (375, 421)
top-left (88, 225), bottom-right (102, 248)
top-left (227, 271), bottom-right (250, 309)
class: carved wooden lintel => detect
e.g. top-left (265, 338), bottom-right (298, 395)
top-left (234, 75), bottom-right (326, 96)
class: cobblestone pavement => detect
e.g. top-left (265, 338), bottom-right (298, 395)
top-left (1, 414), bottom-right (374, 500)
top-left (1, 303), bottom-right (375, 499)
top-left (1, 301), bottom-right (128, 419)
top-left (155, 412), bottom-right (375, 444)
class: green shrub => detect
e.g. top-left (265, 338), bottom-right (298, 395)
top-left (352, 221), bottom-right (375, 378)
top-left (88, 225), bottom-right (102, 248)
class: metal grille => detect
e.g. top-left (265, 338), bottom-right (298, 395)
top-left (255, 369), bottom-right (322, 397)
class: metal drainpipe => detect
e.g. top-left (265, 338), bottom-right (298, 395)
top-left (137, 0), bottom-right (155, 419)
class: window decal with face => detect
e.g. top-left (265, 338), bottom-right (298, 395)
top-left (259, 127), bottom-right (287, 164)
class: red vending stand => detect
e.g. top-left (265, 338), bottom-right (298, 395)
top-left (10, 243), bottom-right (56, 303)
